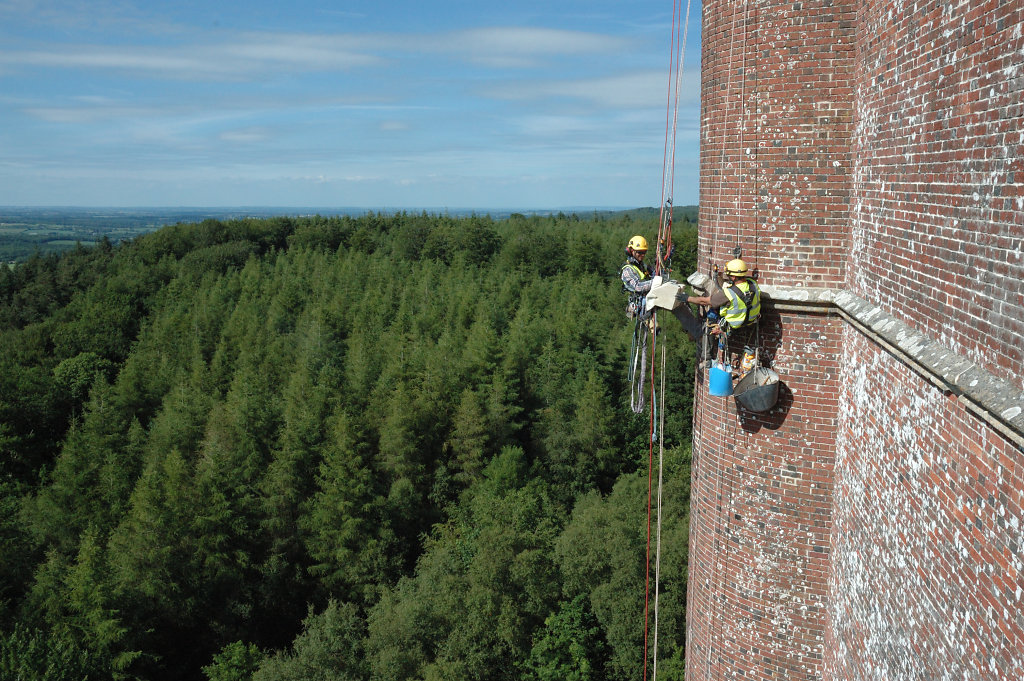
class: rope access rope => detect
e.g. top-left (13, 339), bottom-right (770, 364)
top-left (655, 0), bottom-right (692, 278)
top-left (652, 342), bottom-right (668, 680)
top-left (655, 0), bottom-right (679, 277)
top-left (642, 313), bottom-right (658, 681)
top-left (751, 0), bottom-right (762, 371)
top-left (710, 0), bottom-right (747, 269)
top-left (630, 321), bottom-right (650, 414)
top-left (655, 0), bottom-right (693, 276)
top-left (643, 1), bottom-right (693, 680)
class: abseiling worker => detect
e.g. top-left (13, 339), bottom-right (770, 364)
top-left (643, 257), bottom-right (761, 342)
top-left (620, 235), bottom-right (654, 318)
top-left (680, 258), bottom-right (761, 336)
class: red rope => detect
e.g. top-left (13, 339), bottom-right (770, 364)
top-left (656, 0), bottom-right (681, 279)
top-left (645, 1), bottom-right (693, 678)
top-left (645, 2), bottom-right (686, 677)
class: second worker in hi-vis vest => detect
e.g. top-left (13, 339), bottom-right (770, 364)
top-left (685, 258), bottom-right (761, 333)
top-left (643, 257), bottom-right (761, 343)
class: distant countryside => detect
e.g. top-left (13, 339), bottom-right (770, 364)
top-left (1, 206), bottom-right (698, 265)
top-left (0, 208), bottom-right (340, 263)
top-left (0, 207), bottom-right (697, 265)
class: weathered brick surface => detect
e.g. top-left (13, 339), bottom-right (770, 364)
top-left (829, 328), bottom-right (1024, 680)
top-left (849, 0), bottom-right (1024, 389)
top-left (699, 0), bottom-right (855, 288)
top-left (688, 310), bottom-right (841, 681)
top-left (691, 0), bottom-right (1024, 680)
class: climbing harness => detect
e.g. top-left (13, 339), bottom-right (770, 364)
top-left (720, 278), bottom-right (761, 329)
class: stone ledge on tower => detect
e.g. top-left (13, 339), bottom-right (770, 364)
top-left (760, 284), bottom-right (1024, 448)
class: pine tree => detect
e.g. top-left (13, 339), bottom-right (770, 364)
top-left (302, 410), bottom-right (393, 604)
top-left (447, 388), bottom-right (489, 488)
top-left (24, 377), bottom-right (132, 554)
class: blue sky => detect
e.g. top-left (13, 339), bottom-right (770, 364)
top-left (0, 0), bottom-right (701, 209)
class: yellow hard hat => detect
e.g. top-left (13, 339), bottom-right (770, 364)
top-left (628, 235), bottom-right (649, 252)
top-left (725, 258), bottom-right (749, 276)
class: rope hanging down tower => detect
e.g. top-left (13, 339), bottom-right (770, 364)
top-left (642, 1), bottom-right (693, 680)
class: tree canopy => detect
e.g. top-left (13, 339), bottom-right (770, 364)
top-left (0, 209), bottom-right (697, 681)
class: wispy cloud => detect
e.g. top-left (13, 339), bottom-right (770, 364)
top-left (0, 26), bottom-right (635, 81)
top-left (0, 0), bottom-right (183, 35)
top-left (438, 27), bottom-right (630, 67)
top-left (0, 36), bottom-right (383, 80)
top-left (454, 26), bottom-right (627, 54)
top-left (485, 70), bottom-right (699, 109)
top-left (23, 103), bottom-right (156, 124)
top-left (218, 126), bottom-right (272, 143)
top-left (0, 1), bottom-right (702, 207)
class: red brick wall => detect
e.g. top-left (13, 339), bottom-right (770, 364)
top-left (829, 327), bottom-right (1024, 679)
top-left (692, 0), bottom-right (855, 678)
top-left (687, 309), bottom-right (841, 681)
top-left (698, 0), bottom-right (855, 288)
top-left (848, 0), bottom-right (1024, 389)
top-left (691, 0), bottom-right (1024, 680)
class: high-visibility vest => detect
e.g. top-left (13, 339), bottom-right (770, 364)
top-left (620, 261), bottom-right (651, 292)
top-left (720, 278), bottom-right (761, 328)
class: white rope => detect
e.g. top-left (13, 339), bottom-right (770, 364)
top-left (630, 320), bottom-right (649, 414)
top-left (650, 1), bottom-right (693, 678)
top-left (652, 341), bottom-right (668, 679)
top-left (664, 0), bottom-right (695, 206)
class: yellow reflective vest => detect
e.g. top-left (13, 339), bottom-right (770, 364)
top-left (620, 262), bottom-right (651, 291)
top-left (720, 278), bottom-right (761, 329)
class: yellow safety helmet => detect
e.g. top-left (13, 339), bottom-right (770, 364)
top-left (725, 258), bottom-right (749, 276)
top-left (628, 235), bottom-right (649, 252)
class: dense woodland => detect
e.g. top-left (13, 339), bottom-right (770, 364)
top-left (0, 210), bottom-right (698, 681)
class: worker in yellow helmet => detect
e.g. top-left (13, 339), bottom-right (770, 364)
top-left (680, 258), bottom-right (761, 334)
top-left (620, 235), bottom-right (653, 319)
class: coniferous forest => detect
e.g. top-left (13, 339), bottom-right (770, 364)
top-left (0, 210), bottom-right (698, 681)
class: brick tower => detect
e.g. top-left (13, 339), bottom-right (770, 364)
top-left (687, 1), bottom-right (1024, 680)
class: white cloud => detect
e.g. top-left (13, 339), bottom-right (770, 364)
top-left (0, 25), bottom-right (636, 81)
top-left (486, 70), bottom-right (699, 109)
top-left (5, 48), bottom-right (221, 75)
top-left (0, 33), bottom-right (386, 84)
top-left (0, 5), bottom-right (702, 208)
top-left (0, 0), bottom-right (183, 35)
top-left (23, 103), bottom-right (156, 124)
top-left (219, 127), bottom-right (271, 143)
top-left (445, 26), bottom-right (629, 68)
top-left (452, 27), bottom-right (627, 55)
top-left (219, 34), bottom-right (384, 70)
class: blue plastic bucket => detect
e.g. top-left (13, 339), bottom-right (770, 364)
top-left (708, 362), bottom-right (734, 396)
